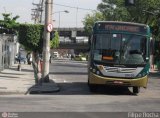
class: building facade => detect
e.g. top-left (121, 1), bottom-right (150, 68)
top-left (0, 34), bottom-right (18, 71)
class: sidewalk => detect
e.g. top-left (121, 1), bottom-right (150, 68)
top-left (149, 69), bottom-right (160, 77)
top-left (0, 64), bottom-right (59, 95)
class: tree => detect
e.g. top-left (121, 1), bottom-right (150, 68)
top-left (97, 0), bottom-right (160, 23)
top-left (50, 31), bottom-right (60, 49)
top-left (0, 13), bottom-right (20, 34)
top-left (18, 24), bottom-right (43, 53)
top-left (83, 12), bottom-right (105, 35)
top-left (18, 24), bottom-right (44, 83)
top-left (97, 0), bottom-right (130, 21)
top-left (126, 0), bottom-right (160, 40)
top-left (83, 0), bottom-right (160, 40)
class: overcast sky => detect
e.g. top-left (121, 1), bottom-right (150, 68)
top-left (0, 0), bottom-right (101, 28)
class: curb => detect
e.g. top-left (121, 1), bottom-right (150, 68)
top-left (0, 91), bottom-right (26, 95)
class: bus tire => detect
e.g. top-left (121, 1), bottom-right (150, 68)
top-left (133, 87), bottom-right (140, 94)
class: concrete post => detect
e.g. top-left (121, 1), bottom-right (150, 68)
top-left (42, 0), bottom-right (53, 82)
top-left (71, 30), bottom-right (77, 43)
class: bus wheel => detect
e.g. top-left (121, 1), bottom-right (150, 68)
top-left (133, 87), bottom-right (140, 94)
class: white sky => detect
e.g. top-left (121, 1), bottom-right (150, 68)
top-left (0, 0), bottom-right (101, 28)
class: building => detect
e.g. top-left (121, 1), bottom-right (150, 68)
top-left (0, 34), bottom-right (18, 71)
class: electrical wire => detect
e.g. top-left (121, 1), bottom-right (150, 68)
top-left (53, 3), bottom-right (96, 11)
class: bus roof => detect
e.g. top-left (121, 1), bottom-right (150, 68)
top-left (94, 21), bottom-right (148, 27)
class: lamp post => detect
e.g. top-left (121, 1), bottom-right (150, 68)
top-left (52, 10), bottom-right (69, 29)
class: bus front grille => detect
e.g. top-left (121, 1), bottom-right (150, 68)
top-left (104, 67), bottom-right (136, 73)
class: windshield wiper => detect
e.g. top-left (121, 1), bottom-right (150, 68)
top-left (113, 64), bottom-right (126, 67)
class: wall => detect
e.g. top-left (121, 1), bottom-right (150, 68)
top-left (0, 34), bottom-right (17, 71)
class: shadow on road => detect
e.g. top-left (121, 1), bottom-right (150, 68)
top-left (0, 75), bottom-right (20, 79)
top-left (37, 82), bottom-right (135, 96)
top-left (50, 72), bottom-right (87, 75)
top-left (6, 65), bottom-right (34, 73)
top-left (27, 79), bottom-right (60, 95)
top-left (0, 72), bottom-right (25, 75)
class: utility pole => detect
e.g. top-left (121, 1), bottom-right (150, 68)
top-left (40, 0), bottom-right (44, 23)
top-left (31, 0), bottom-right (44, 24)
top-left (42, 0), bottom-right (53, 82)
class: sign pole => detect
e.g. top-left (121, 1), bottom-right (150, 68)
top-left (42, 0), bottom-right (53, 82)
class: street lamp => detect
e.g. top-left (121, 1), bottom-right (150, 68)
top-left (52, 10), bottom-right (69, 29)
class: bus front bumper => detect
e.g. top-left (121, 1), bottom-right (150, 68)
top-left (89, 72), bottom-right (148, 88)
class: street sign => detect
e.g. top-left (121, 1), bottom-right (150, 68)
top-left (47, 23), bottom-right (53, 32)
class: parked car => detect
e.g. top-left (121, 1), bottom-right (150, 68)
top-left (52, 52), bottom-right (59, 58)
top-left (15, 56), bottom-right (27, 64)
top-left (74, 55), bottom-right (86, 61)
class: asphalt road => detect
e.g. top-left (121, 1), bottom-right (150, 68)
top-left (49, 59), bottom-right (89, 95)
top-left (0, 59), bottom-right (160, 115)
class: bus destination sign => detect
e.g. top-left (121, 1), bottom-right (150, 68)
top-left (105, 25), bottom-right (139, 32)
top-left (97, 22), bottom-right (147, 34)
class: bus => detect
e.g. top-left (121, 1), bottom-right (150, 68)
top-left (88, 21), bottom-right (151, 94)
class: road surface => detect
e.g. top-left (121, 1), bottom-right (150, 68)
top-left (0, 59), bottom-right (160, 114)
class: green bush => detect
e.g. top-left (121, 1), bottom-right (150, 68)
top-left (18, 24), bottom-right (44, 53)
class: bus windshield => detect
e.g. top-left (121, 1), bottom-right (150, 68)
top-left (93, 33), bottom-right (147, 65)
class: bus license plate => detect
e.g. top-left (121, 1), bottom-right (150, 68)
top-left (114, 81), bottom-right (123, 84)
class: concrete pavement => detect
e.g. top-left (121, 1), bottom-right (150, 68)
top-left (0, 64), bottom-right (59, 95)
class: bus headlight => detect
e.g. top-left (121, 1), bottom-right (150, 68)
top-left (92, 68), bottom-right (100, 75)
top-left (137, 72), bottom-right (147, 78)
top-left (92, 69), bottom-right (96, 73)
top-left (142, 72), bottom-right (146, 77)
top-left (91, 66), bottom-right (102, 76)
top-left (137, 74), bottom-right (142, 78)
top-left (96, 71), bottom-right (100, 75)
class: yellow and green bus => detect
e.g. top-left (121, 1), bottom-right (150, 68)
top-left (88, 21), bottom-right (151, 94)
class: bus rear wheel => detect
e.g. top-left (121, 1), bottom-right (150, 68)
top-left (133, 87), bottom-right (140, 94)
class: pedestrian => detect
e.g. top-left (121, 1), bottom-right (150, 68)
top-left (26, 52), bottom-right (32, 64)
top-left (71, 54), bottom-right (74, 60)
top-left (49, 55), bottom-right (51, 63)
top-left (17, 52), bottom-right (22, 71)
top-left (150, 38), bottom-right (154, 70)
top-left (18, 52), bottom-right (22, 64)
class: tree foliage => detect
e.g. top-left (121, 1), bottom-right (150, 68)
top-left (0, 13), bottom-right (20, 34)
top-left (50, 31), bottom-right (59, 49)
top-left (83, 12), bottom-right (105, 35)
top-left (97, 0), bottom-right (129, 21)
top-left (18, 24), bottom-right (44, 53)
top-left (83, 0), bottom-right (160, 39)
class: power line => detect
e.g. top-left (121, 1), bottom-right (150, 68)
top-left (53, 3), bottom-right (96, 11)
top-left (31, 0), bottom-right (44, 24)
